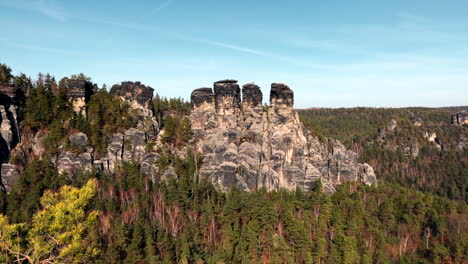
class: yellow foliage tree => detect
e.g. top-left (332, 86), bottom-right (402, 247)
top-left (0, 179), bottom-right (100, 264)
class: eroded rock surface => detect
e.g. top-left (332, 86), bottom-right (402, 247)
top-left (64, 79), bottom-right (97, 115)
top-left (69, 132), bottom-right (88, 149)
top-left (452, 111), bottom-right (468, 126)
top-left (0, 84), bottom-right (22, 191)
top-left (190, 81), bottom-right (377, 192)
top-left (0, 163), bottom-right (19, 192)
top-left (57, 151), bottom-right (93, 176)
top-left (110, 81), bottom-right (159, 138)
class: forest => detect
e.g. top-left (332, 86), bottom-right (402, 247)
top-left (299, 107), bottom-right (468, 202)
top-left (0, 64), bottom-right (466, 263)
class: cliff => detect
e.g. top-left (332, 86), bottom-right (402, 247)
top-left (190, 80), bottom-right (376, 192)
top-left (1, 78), bottom-right (377, 193)
top-left (0, 84), bottom-right (23, 191)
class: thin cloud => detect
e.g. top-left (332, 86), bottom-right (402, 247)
top-left (2, 41), bottom-right (80, 55)
top-left (76, 16), bottom-right (319, 67)
top-left (36, 0), bottom-right (66, 21)
top-left (0, 0), bottom-right (66, 21)
top-left (138, 0), bottom-right (176, 21)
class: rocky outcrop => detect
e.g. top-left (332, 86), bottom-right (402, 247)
top-left (452, 112), bottom-right (468, 126)
top-left (110, 81), bottom-right (154, 111)
top-left (424, 131), bottom-right (442, 151)
top-left (64, 79), bottom-right (97, 115)
top-left (358, 163), bottom-right (377, 186)
top-left (69, 132), bottom-right (88, 149)
top-left (411, 117), bottom-right (423, 127)
top-left (57, 151), bottom-right (93, 176)
top-left (56, 133), bottom-right (93, 176)
top-left (0, 163), bottom-right (19, 191)
top-left (54, 81), bottom-right (161, 180)
top-left (0, 84), bottom-right (22, 191)
top-left (190, 81), bottom-right (377, 193)
top-left (110, 81), bottom-right (159, 138)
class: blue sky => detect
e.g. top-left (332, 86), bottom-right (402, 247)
top-left (1, 0), bottom-right (467, 108)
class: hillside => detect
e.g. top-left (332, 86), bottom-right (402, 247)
top-left (298, 107), bottom-right (468, 201)
top-left (0, 63), bottom-right (466, 263)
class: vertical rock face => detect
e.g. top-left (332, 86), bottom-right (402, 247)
top-left (452, 111), bottom-right (468, 125)
top-left (65, 80), bottom-right (97, 116)
top-left (0, 84), bottom-right (22, 191)
top-left (110, 81), bottom-right (159, 138)
top-left (54, 81), bottom-right (161, 181)
top-left (190, 81), bottom-right (377, 193)
top-left (190, 88), bottom-right (216, 133)
top-left (0, 164), bottom-right (19, 191)
top-left (69, 132), bottom-right (89, 149)
top-left (110, 81), bottom-right (154, 111)
top-left (270, 83), bottom-right (294, 107)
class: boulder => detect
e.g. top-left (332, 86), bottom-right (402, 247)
top-left (0, 163), bottom-right (19, 192)
top-left (387, 119), bottom-right (397, 132)
top-left (358, 163), bottom-right (377, 185)
top-left (69, 132), bottom-right (88, 149)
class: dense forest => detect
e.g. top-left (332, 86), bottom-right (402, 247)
top-left (299, 108), bottom-right (468, 202)
top-left (0, 64), bottom-right (466, 263)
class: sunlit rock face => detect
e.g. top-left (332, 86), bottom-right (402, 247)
top-left (110, 81), bottom-right (159, 138)
top-left (190, 80), bottom-right (377, 193)
top-left (452, 111), bottom-right (468, 126)
top-left (0, 84), bottom-right (22, 192)
top-left (65, 79), bottom-right (97, 116)
top-left (97, 81), bottom-right (160, 180)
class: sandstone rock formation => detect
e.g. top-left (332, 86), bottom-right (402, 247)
top-left (110, 81), bottom-right (159, 138)
top-left (0, 163), bottom-right (19, 191)
top-left (57, 151), bottom-right (93, 176)
top-left (69, 132), bottom-right (89, 149)
top-left (0, 84), bottom-right (22, 191)
top-left (411, 117), bottom-right (423, 127)
top-left (64, 79), bottom-right (97, 115)
top-left (53, 82), bottom-right (161, 180)
top-left (452, 111), bottom-right (468, 126)
top-left (190, 80), bottom-right (377, 192)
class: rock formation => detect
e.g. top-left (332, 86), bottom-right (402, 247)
top-left (55, 82), bottom-right (161, 180)
top-left (452, 111), bottom-right (468, 126)
top-left (2, 78), bottom-right (378, 193)
top-left (110, 81), bottom-right (159, 138)
top-left (55, 132), bottom-right (93, 176)
top-left (69, 132), bottom-right (89, 149)
top-left (0, 164), bottom-right (18, 191)
top-left (64, 79), bottom-right (97, 115)
top-left (0, 84), bottom-right (23, 191)
top-left (57, 151), bottom-right (93, 176)
top-left (190, 80), bottom-right (376, 193)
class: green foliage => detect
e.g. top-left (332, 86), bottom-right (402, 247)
top-left (299, 107), bottom-right (468, 201)
top-left (0, 63), bottom-right (13, 83)
top-left (7, 159), bottom-right (69, 223)
top-left (153, 94), bottom-right (191, 125)
top-left (88, 160), bottom-right (467, 263)
top-left (22, 73), bottom-right (56, 131)
top-left (0, 179), bottom-right (100, 264)
top-left (161, 116), bottom-right (192, 147)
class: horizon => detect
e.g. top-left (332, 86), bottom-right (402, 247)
top-left (1, 0), bottom-right (467, 108)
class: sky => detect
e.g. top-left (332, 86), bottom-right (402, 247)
top-left (1, 0), bottom-right (467, 108)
